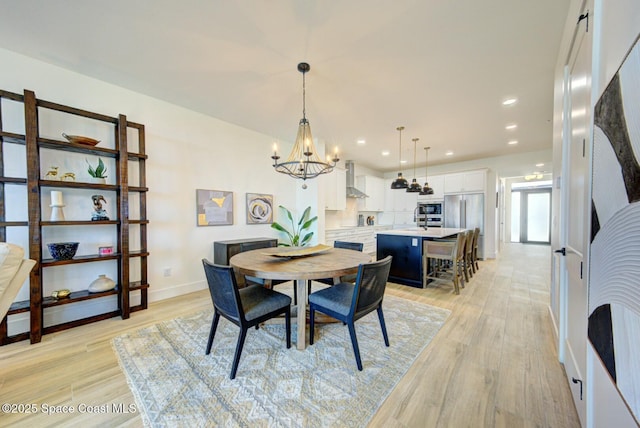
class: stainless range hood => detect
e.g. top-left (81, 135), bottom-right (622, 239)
top-left (345, 160), bottom-right (368, 198)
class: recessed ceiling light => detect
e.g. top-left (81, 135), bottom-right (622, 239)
top-left (508, 140), bottom-right (518, 145)
top-left (536, 163), bottom-right (544, 167)
top-left (357, 139), bottom-right (366, 145)
top-left (445, 151), bottom-right (454, 156)
top-left (502, 98), bottom-right (518, 106)
top-left (505, 124), bottom-right (517, 130)
top-left (381, 150), bottom-right (390, 156)
top-left (400, 160), bottom-right (408, 164)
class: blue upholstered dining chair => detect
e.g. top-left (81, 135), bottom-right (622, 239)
top-left (309, 241), bottom-right (365, 295)
top-left (202, 259), bottom-right (291, 379)
top-left (308, 255), bottom-right (392, 371)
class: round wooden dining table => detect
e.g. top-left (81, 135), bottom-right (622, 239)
top-left (230, 246), bottom-right (371, 349)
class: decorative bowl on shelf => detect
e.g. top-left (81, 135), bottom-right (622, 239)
top-left (88, 274), bottom-right (116, 293)
top-left (62, 133), bottom-right (100, 146)
top-left (47, 242), bottom-right (79, 260)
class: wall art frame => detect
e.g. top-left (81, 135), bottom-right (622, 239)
top-left (196, 189), bottom-right (233, 226)
top-left (589, 32), bottom-right (640, 422)
top-left (246, 193), bottom-right (273, 224)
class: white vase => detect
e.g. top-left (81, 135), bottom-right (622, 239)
top-left (88, 274), bottom-right (116, 293)
top-left (91, 177), bottom-right (106, 184)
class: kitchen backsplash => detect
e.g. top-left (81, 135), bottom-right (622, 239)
top-left (325, 198), bottom-right (382, 229)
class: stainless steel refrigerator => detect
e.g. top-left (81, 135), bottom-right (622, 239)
top-left (444, 193), bottom-right (484, 258)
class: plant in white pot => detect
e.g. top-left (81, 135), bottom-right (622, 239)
top-left (86, 158), bottom-right (107, 184)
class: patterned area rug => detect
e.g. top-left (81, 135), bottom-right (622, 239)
top-left (112, 294), bottom-right (450, 427)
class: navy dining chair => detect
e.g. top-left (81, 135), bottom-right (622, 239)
top-left (308, 255), bottom-right (392, 371)
top-left (202, 259), bottom-right (291, 379)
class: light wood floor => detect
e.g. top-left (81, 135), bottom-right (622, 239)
top-left (0, 243), bottom-right (580, 427)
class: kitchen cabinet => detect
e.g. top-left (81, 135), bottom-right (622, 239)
top-left (417, 174), bottom-right (445, 201)
top-left (0, 88), bottom-right (148, 345)
top-left (324, 167), bottom-right (346, 210)
top-left (383, 178), bottom-right (418, 227)
top-left (356, 175), bottom-right (385, 211)
top-left (444, 169), bottom-right (487, 193)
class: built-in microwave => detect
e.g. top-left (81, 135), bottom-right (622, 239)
top-left (417, 201), bottom-right (443, 227)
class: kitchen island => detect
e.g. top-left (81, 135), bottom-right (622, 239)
top-left (376, 228), bottom-right (466, 288)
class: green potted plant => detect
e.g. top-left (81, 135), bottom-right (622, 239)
top-left (86, 158), bottom-right (108, 184)
top-left (271, 205), bottom-right (317, 247)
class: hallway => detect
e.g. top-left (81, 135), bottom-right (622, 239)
top-left (371, 243), bottom-right (581, 427)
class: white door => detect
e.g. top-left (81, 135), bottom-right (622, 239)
top-left (561, 7), bottom-right (591, 425)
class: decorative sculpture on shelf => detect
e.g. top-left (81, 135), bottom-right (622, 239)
top-left (91, 195), bottom-right (109, 221)
top-left (45, 166), bottom-right (59, 180)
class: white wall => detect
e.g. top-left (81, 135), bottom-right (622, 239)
top-left (0, 47), bottom-right (313, 333)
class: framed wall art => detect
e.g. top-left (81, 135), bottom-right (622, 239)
top-left (246, 193), bottom-right (273, 224)
top-left (196, 189), bottom-right (233, 226)
top-left (589, 33), bottom-right (640, 421)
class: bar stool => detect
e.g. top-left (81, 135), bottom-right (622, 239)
top-left (423, 231), bottom-right (466, 294)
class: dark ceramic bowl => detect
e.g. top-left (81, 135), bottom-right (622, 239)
top-left (47, 242), bottom-right (79, 260)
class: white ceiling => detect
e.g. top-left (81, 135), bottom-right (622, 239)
top-left (0, 1), bottom-right (569, 175)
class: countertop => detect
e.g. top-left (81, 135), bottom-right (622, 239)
top-left (376, 227), bottom-right (466, 239)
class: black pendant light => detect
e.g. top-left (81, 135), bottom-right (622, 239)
top-left (390, 126), bottom-right (408, 189)
top-left (420, 146), bottom-right (434, 195)
top-left (407, 137), bottom-right (422, 192)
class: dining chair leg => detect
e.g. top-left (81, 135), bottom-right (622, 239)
top-left (376, 306), bottom-right (390, 347)
top-left (206, 311), bottom-right (220, 355)
top-left (230, 328), bottom-right (248, 380)
top-left (285, 309), bottom-right (292, 348)
top-left (309, 308), bottom-right (316, 345)
top-left (347, 321), bottom-right (363, 371)
top-left (453, 270), bottom-right (460, 295)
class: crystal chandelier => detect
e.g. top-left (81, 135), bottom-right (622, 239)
top-left (390, 126), bottom-right (408, 189)
top-left (271, 62), bottom-right (339, 186)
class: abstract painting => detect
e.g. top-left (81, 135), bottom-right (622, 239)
top-left (589, 34), bottom-right (640, 421)
top-left (196, 189), bottom-right (233, 226)
top-left (246, 193), bottom-right (273, 224)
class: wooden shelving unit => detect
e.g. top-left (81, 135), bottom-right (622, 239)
top-left (0, 88), bottom-right (149, 345)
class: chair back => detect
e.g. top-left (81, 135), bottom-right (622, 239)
top-left (352, 256), bottom-right (392, 316)
top-left (456, 231), bottom-right (467, 261)
top-left (202, 259), bottom-right (243, 322)
top-left (424, 240), bottom-right (457, 262)
top-left (472, 228), bottom-right (480, 250)
top-left (334, 241), bottom-right (364, 252)
top-left (465, 230), bottom-right (474, 256)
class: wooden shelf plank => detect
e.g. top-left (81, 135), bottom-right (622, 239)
top-left (41, 220), bottom-right (119, 226)
top-left (0, 130), bottom-right (26, 145)
top-left (42, 288), bottom-right (119, 308)
top-left (129, 251), bottom-right (150, 258)
top-left (42, 311), bottom-right (121, 335)
top-left (0, 177), bottom-right (27, 184)
top-left (0, 221), bottom-right (28, 227)
top-left (41, 253), bottom-right (120, 266)
top-left (39, 179), bottom-right (119, 191)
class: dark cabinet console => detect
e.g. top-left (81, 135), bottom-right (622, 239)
top-left (213, 238), bottom-right (277, 287)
